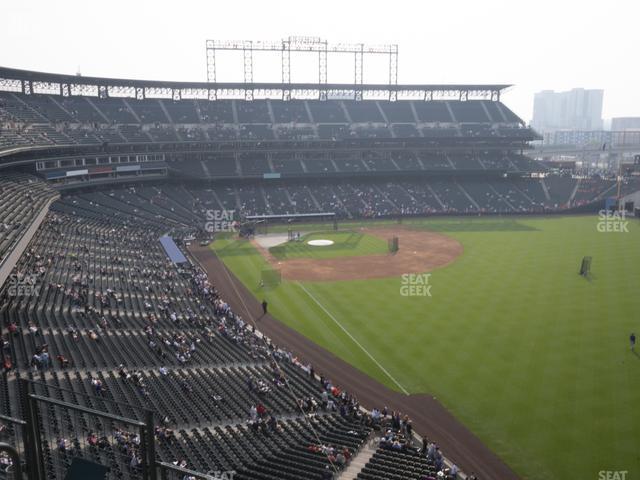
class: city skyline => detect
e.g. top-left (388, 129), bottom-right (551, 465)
top-left (532, 88), bottom-right (604, 132)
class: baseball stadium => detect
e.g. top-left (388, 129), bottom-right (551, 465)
top-left (0, 36), bottom-right (639, 480)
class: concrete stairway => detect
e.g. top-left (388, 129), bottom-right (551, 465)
top-left (338, 439), bottom-right (378, 480)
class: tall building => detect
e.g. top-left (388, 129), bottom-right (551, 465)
top-left (611, 117), bottom-right (640, 131)
top-left (531, 88), bottom-right (603, 132)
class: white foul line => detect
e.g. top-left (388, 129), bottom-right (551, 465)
top-left (297, 282), bottom-right (409, 395)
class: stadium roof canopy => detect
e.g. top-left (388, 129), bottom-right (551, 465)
top-left (0, 66), bottom-right (511, 102)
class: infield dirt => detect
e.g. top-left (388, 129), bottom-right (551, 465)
top-left (251, 227), bottom-right (464, 281)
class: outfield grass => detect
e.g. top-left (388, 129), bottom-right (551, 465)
top-left (268, 230), bottom-right (388, 260)
top-left (211, 215), bottom-right (640, 480)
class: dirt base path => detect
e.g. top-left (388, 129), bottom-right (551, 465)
top-left (189, 244), bottom-right (519, 480)
top-left (252, 227), bottom-right (464, 281)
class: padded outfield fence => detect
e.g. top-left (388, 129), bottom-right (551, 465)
top-left (245, 212), bottom-right (337, 237)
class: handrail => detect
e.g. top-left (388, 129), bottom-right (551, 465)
top-left (29, 394), bottom-right (146, 426)
top-left (23, 378), bottom-right (158, 415)
top-left (0, 415), bottom-right (26, 427)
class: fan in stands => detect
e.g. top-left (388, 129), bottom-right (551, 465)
top-left (0, 65), bottom-right (638, 480)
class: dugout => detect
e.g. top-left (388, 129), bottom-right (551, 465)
top-left (244, 212), bottom-right (337, 235)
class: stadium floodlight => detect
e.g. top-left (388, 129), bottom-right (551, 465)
top-left (205, 37), bottom-right (398, 93)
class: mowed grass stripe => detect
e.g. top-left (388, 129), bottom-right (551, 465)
top-left (212, 216), bottom-right (640, 480)
top-left (298, 282), bottom-right (409, 394)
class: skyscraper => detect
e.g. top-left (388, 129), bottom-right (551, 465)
top-left (531, 88), bottom-right (603, 132)
top-left (611, 117), bottom-right (640, 131)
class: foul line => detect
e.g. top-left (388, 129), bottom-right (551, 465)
top-left (297, 282), bottom-right (409, 395)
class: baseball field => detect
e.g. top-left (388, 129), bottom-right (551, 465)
top-left (209, 215), bottom-right (640, 480)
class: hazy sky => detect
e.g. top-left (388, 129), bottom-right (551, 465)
top-left (1, 0), bottom-right (638, 122)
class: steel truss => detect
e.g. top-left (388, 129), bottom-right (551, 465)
top-left (0, 67), bottom-right (507, 103)
top-left (205, 37), bottom-right (398, 91)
